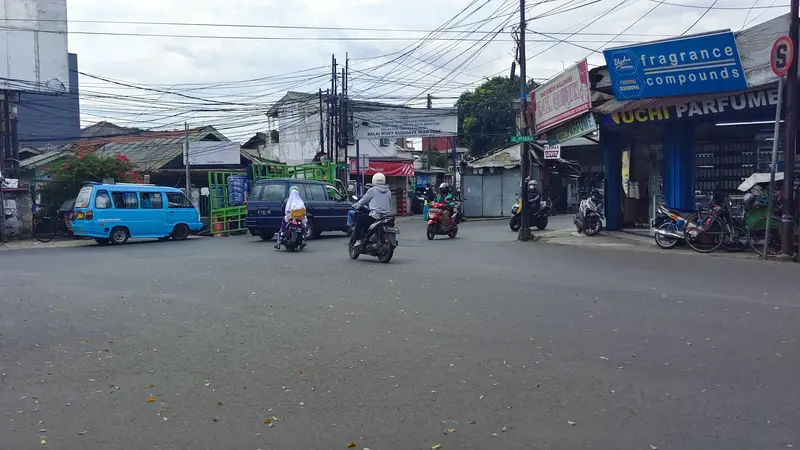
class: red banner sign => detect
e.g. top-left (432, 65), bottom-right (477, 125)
top-left (349, 160), bottom-right (415, 177)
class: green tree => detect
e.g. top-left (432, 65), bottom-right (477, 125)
top-left (39, 152), bottom-right (142, 214)
top-left (456, 76), bottom-right (539, 157)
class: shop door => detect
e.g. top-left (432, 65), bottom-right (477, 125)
top-left (500, 169), bottom-right (521, 217)
top-left (481, 172), bottom-right (503, 217)
top-left (463, 174), bottom-right (483, 217)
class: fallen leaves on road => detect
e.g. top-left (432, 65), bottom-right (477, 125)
top-left (445, 428), bottom-right (456, 434)
top-left (431, 445), bottom-right (442, 449)
top-left (347, 442), bottom-right (357, 448)
top-left (264, 418), bottom-right (271, 424)
top-left (40, 437), bottom-right (46, 445)
top-left (568, 421), bottom-right (576, 426)
top-left (650, 445), bottom-right (658, 450)
top-left (225, 331), bottom-right (231, 335)
top-left (146, 397), bottom-right (157, 403)
top-left (146, 383), bottom-right (154, 388)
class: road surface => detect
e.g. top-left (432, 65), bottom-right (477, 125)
top-left (1, 220), bottom-right (797, 449)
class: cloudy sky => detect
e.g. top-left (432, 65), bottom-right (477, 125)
top-left (58, 0), bottom-right (787, 141)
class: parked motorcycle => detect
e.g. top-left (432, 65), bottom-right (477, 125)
top-left (509, 194), bottom-right (550, 231)
top-left (573, 189), bottom-right (605, 236)
top-left (426, 202), bottom-right (458, 239)
top-left (349, 206), bottom-right (399, 263)
top-left (279, 219), bottom-right (306, 252)
top-left (653, 195), bottom-right (748, 253)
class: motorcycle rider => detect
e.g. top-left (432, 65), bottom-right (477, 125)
top-left (526, 177), bottom-right (542, 223)
top-left (275, 186), bottom-right (307, 250)
top-left (434, 182), bottom-right (457, 229)
top-left (351, 173), bottom-right (391, 249)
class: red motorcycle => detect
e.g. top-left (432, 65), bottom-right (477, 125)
top-left (426, 202), bottom-right (458, 240)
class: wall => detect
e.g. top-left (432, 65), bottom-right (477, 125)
top-left (16, 53), bottom-right (80, 148)
top-left (2, 188), bottom-right (33, 238)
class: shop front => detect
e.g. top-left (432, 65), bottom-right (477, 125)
top-left (597, 83), bottom-right (788, 230)
top-left (349, 157), bottom-right (414, 215)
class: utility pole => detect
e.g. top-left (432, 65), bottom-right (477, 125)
top-left (780, 0), bottom-right (799, 257)
top-left (183, 122), bottom-right (191, 195)
top-left (331, 55), bottom-right (338, 162)
top-left (319, 89), bottom-right (325, 155)
top-left (342, 55), bottom-right (349, 184)
top-left (517, 0), bottom-right (533, 241)
top-left (326, 89), bottom-right (332, 160)
top-left (426, 94), bottom-right (432, 173)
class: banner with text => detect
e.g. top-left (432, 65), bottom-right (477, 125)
top-left (545, 114), bottom-right (597, 145)
top-left (185, 141), bottom-right (241, 165)
top-left (353, 107), bottom-right (457, 139)
top-left (603, 31), bottom-right (747, 100)
top-left (532, 59), bottom-right (592, 133)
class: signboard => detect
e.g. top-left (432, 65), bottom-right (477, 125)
top-left (349, 160), bottom-right (415, 177)
top-left (621, 150), bottom-right (630, 196)
top-left (352, 107), bottom-right (457, 139)
top-left (185, 141), bottom-right (241, 165)
top-left (1, 0), bottom-right (70, 93)
top-left (531, 59), bottom-right (592, 133)
top-left (771, 36), bottom-right (793, 77)
top-left (510, 135), bottom-right (534, 143)
top-left (543, 144), bottom-right (561, 159)
top-left (545, 114), bottom-right (597, 145)
top-left (603, 31), bottom-right (747, 100)
top-left (602, 86), bottom-right (780, 126)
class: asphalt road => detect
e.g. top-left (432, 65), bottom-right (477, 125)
top-left (1, 219), bottom-right (798, 450)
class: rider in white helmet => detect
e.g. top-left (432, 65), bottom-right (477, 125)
top-left (351, 172), bottom-right (391, 248)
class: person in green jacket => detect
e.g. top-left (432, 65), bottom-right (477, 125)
top-left (435, 182), bottom-right (456, 228)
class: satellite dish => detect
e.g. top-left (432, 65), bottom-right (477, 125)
top-left (45, 79), bottom-right (66, 95)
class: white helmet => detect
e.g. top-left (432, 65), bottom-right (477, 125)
top-left (372, 173), bottom-right (386, 185)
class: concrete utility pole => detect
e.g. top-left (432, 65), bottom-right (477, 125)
top-left (426, 94), bottom-right (432, 172)
top-left (780, 0), bottom-right (799, 257)
top-left (183, 122), bottom-right (191, 195)
top-left (517, 0), bottom-right (533, 241)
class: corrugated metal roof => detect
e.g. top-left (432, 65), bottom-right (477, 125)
top-left (592, 82), bottom-right (777, 115)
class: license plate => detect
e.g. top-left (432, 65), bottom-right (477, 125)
top-left (384, 227), bottom-right (399, 234)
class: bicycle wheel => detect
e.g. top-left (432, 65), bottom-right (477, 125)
top-left (33, 218), bottom-right (57, 243)
top-left (721, 223), bottom-right (749, 252)
top-left (748, 216), bottom-right (782, 257)
top-left (684, 215), bottom-right (724, 253)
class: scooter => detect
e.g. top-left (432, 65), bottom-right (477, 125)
top-left (426, 202), bottom-right (458, 240)
top-left (279, 219), bottom-right (306, 252)
top-left (349, 206), bottom-right (399, 263)
top-left (573, 189), bottom-right (605, 236)
top-left (509, 194), bottom-right (549, 231)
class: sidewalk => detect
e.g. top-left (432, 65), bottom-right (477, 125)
top-left (538, 226), bottom-right (764, 260)
top-left (0, 238), bottom-right (95, 252)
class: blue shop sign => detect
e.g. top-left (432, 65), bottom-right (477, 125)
top-left (603, 31), bottom-right (747, 100)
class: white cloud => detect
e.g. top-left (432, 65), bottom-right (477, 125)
top-left (59, 0), bottom-right (787, 140)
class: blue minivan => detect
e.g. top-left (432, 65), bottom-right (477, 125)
top-left (246, 179), bottom-right (352, 241)
top-left (71, 182), bottom-right (203, 245)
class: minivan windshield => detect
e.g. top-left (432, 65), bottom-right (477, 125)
top-left (75, 185), bottom-right (93, 208)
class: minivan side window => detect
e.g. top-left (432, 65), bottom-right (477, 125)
top-left (302, 184), bottom-right (326, 201)
top-left (250, 185), bottom-right (264, 201)
top-left (95, 190), bottom-right (111, 209)
top-left (140, 192), bottom-right (163, 209)
top-left (75, 186), bottom-right (93, 208)
top-left (166, 192), bottom-right (194, 208)
top-left (259, 184), bottom-right (285, 201)
top-left (112, 192), bottom-right (138, 209)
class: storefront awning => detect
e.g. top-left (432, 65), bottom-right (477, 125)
top-left (592, 83), bottom-right (774, 115)
top-left (349, 159), bottom-right (415, 177)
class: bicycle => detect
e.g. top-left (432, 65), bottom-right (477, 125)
top-left (33, 213), bottom-right (71, 243)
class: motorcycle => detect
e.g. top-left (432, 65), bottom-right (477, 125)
top-left (279, 219), bottom-right (306, 252)
top-left (426, 202), bottom-right (458, 240)
top-left (573, 189), bottom-right (605, 236)
top-left (509, 194), bottom-right (549, 232)
top-left (349, 206), bottom-right (399, 263)
top-left (653, 195), bottom-right (748, 253)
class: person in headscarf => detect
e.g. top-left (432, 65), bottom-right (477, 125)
top-left (275, 186), bottom-right (307, 249)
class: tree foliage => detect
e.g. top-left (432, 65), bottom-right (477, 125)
top-left (456, 76), bottom-right (539, 157)
top-left (39, 151), bottom-right (142, 214)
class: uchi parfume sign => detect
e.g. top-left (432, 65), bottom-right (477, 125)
top-left (603, 31), bottom-right (747, 100)
top-left (531, 59), bottom-right (592, 133)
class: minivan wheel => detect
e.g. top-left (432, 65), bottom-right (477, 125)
top-left (110, 227), bottom-right (129, 245)
top-left (172, 223), bottom-right (190, 241)
top-left (258, 230), bottom-right (275, 241)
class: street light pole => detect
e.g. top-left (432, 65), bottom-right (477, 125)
top-left (780, 0), bottom-right (799, 257)
top-left (517, 0), bottom-right (533, 241)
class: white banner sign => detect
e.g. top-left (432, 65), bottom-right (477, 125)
top-left (185, 141), bottom-right (241, 165)
top-left (353, 107), bottom-right (457, 139)
top-left (532, 59), bottom-right (592, 133)
top-left (543, 144), bottom-right (561, 159)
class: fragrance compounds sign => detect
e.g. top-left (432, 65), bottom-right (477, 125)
top-left (531, 59), bottom-right (592, 133)
top-left (603, 31), bottom-right (747, 100)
